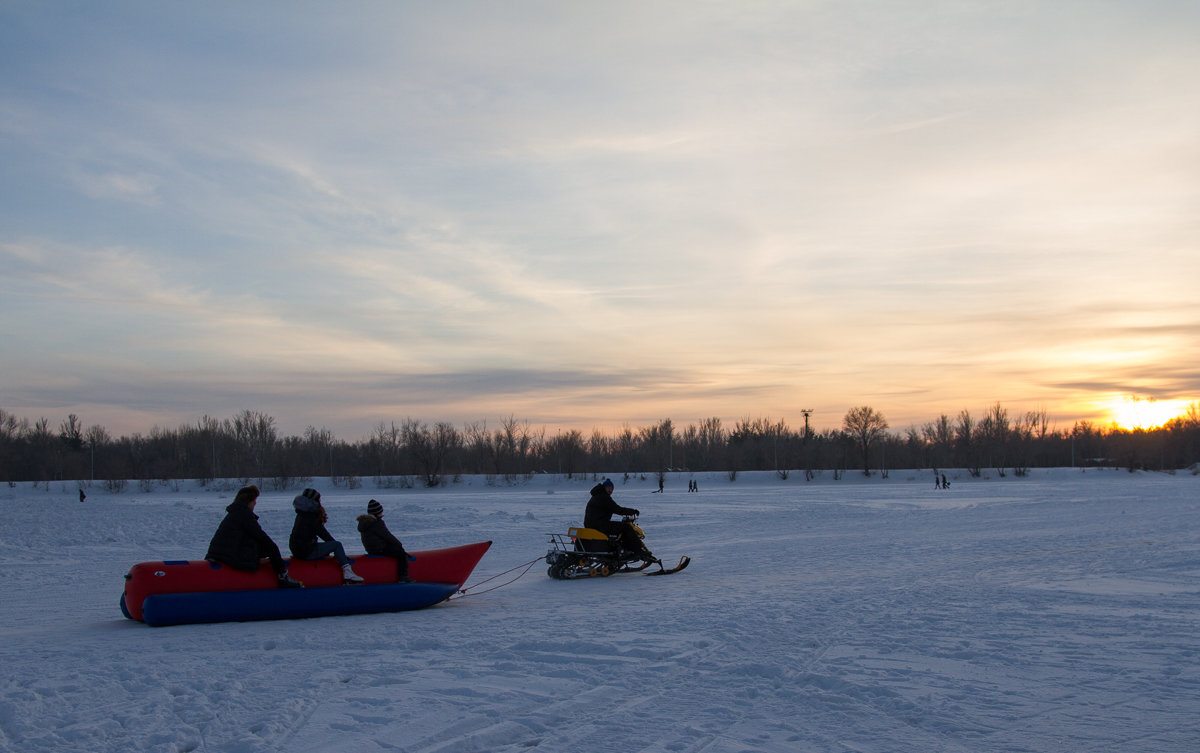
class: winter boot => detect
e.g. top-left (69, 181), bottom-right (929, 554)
top-left (277, 571), bottom-right (304, 589)
top-left (342, 563), bottom-right (364, 584)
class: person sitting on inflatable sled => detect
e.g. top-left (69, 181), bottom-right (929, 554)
top-left (357, 499), bottom-right (413, 582)
top-left (205, 484), bottom-right (304, 588)
top-left (290, 488), bottom-right (364, 583)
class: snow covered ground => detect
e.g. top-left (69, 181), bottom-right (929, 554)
top-left (2, 468), bottom-right (1199, 753)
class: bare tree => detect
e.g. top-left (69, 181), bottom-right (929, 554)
top-left (979, 402), bottom-right (1010, 475)
top-left (230, 409), bottom-right (277, 479)
top-left (614, 424), bottom-right (638, 477)
top-left (843, 405), bottom-right (888, 476)
top-left (546, 429), bottom-right (586, 477)
top-left (955, 409), bottom-right (980, 476)
top-left (586, 429), bottom-right (610, 477)
top-left (1011, 411), bottom-right (1040, 476)
top-left (492, 415), bottom-right (536, 480)
top-left (461, 421), bottom-right (491, 475)
top-left (404, 419), bottom-right (460, 487)
top-left (921, 413), bottom-right (953, 470)
top-left (639, 418), bottom-right (675, 476)
top-left (59, 414), bottom-right (84, 451)
top-left (371, 421), bottom-right (403, 478)
top-left (302, 425), bottom-right (334, 479)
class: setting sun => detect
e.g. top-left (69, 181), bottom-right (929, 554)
top-left (1108, 396), bottom-right (1191, 430)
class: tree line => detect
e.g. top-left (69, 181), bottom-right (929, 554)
top-left (2, 402), bottom-right (1198, 489)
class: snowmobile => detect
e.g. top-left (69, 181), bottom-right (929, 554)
top-left (545, 515), bottom-right (690, 579)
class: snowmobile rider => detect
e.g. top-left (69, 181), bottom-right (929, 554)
top-left (584, 478), bottom-right (654, 561)
top-left (289, 488), bottom-right (364, 583)
top-left (205, 484), bottom-right (303, 588)
top-left (357, 499), bottom-right (413, 582)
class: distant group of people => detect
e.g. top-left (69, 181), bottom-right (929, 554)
top-left (204, 485), bottom-right (411, 589)
top-left (934, 472), bottom-right (951, 489)
top-left (650, 477), bottom-right (702, 493)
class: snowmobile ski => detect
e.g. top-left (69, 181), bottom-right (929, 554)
top-left (644, 555), bottom-right (690, 576)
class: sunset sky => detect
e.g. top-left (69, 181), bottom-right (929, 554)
top-left (2, 1), bottom-right (1198, 440)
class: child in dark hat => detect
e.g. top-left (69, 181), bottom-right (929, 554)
top-left (357, 499), bottom-right (412, 582)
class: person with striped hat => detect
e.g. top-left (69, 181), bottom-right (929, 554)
top-left (357, 499), bottom-right (412, 582)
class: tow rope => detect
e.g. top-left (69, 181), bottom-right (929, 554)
top-left (451, 556), bottom-right (542, 599)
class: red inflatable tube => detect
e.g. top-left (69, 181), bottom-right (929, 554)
top-left (122, 541), bottom-right (491, 623)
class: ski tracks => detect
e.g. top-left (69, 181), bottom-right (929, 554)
top-left (374, 606), bottom-right (866, 753)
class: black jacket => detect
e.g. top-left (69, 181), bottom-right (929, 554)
top-left (205, 501), bottom-right (280, 572)
top-left (289, 494), bottom-right (335, 559)
top-left (584, 483), bottom-right (638, 529)
top-left (357, 514), bottom-right (407, 558)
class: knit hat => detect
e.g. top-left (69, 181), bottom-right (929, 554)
top-left (602, 478), bottom-right (614, 490)
top-left (367, 499), bottom-right (383, 517)
top-left (301, 488), bottom-right (321, 502)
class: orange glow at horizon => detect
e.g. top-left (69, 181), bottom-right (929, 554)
top-left (1107, 396), bottom-right (1191, 431)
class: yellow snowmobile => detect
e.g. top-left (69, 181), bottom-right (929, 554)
top-left (545, 515), bottom-right (690, 579)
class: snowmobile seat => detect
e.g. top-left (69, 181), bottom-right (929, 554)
top-left (568, 526), bottom-right (616, 553)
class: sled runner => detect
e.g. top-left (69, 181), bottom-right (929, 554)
top-left (545, 517), bottom-right (690, 579)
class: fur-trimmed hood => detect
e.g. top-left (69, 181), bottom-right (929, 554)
top-left (293, 493), bottom-right (322, 513)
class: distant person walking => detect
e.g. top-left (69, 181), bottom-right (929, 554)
top-left (79, 488), bottom-right (86, 502)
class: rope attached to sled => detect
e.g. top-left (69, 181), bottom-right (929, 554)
top-left (451, 556), bottom-right (542, 599)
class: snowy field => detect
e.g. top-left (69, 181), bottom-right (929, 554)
top-left (2, 468), bottom-right (1199, 753)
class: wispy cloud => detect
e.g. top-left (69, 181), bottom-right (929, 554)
top-left (71, 170), bottom-right (161, 205)
top-left (1, 1), bottom-right (1198, 438)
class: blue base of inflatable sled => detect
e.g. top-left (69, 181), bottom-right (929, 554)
top-left (140, 581), bottom-right (459, 627)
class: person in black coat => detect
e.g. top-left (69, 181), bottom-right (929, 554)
top-left (584, 478), bottom-right (653, 559)
top-left (205, 484), bottom-right (302, 588)
top-left (289, 488), bottom-right (364, 583)
top-left (357, 499), bottom-right (412, 582)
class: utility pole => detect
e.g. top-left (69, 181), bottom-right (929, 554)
top-left (800, 409), bottom-right (814, 480)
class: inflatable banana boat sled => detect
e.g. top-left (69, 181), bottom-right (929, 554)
top-left (121, 541), bottom-right (491, 627)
